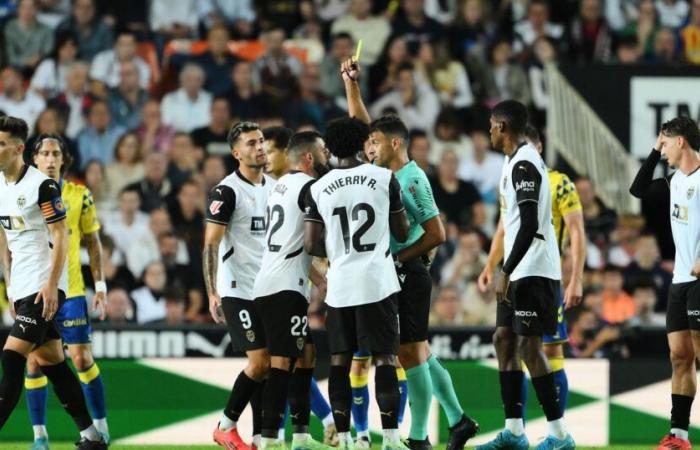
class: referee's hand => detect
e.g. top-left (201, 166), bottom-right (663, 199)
top-left (209, 293), bottom-right (224, 324)
top-left (35, 282), bottom-right (58, 320)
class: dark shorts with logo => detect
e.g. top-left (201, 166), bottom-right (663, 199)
top-left (666, 280), bottom-right (700, 332)
top-left (396, 258), bottom-right (433, 344)
top-left (255, 290), bottom-right (312, 357)
top-left (496, 276), bottom-right (558, 336)
top-left (326, 295), bottom-right (399, 355)
top-left (10, 290), bottom-right (66, 346)
top-left (221, 297), bottom-right (267, 352)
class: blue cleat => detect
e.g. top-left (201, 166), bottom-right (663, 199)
top-left (533, 434), bottom-right (575, 450)
top-left (30, 437), bottom-right (50, 450)
top-left (474, 430), bottom-right (529, 450)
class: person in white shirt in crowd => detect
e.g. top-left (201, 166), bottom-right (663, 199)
top-left (0, 66), bottom-right (46, 134)
top-left (161, 63), bottom-right (213, 133)
top-left (90, 31), bottom-right (150, 95)
top-left (102, 186), bottom-right (150, 256)
top-left (429, 108), bottom-right (474, 166)
top-left (126, 208), bottom-right (189, 279)
top-left (655, 0), bottom-right (689, 28)
top-left (370, 62), bottom-right (440, 132)
top-left (457, 129), bottom-right (504, 205)
top-left (137, 99), bottom-right (176, 154)
top-left (76, 100), bottom-right (127, 170)
top-left (512, 0), bottom-right (563, 55)
top-left (149, 0), bottom-right (198, 43)
top-left (30, 32), bottom-right (79, 99)
top-left (605, 0), bottom-right (641, 31)
top-left (415, 40), bottom-right (474, 109)
top-left (130, 261), bottom-right (168, 324)
top-left (52, 61), bottom-right (91, 139)
top-left (330, 0), bottom-right (391, 66)
top-left (200, 0), bottom-right (256, 38)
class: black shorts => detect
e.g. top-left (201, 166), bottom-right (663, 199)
top-left (396, 259), bottom-right (432, 344)
top-left (326, 295), bottom-right (399, 355)
top-left (10, 290), bottom-right (66, 346)
top-left (221, 297), bottom-right (267, 352)
top-left (255, 290), bottom-right (312, 357)
top-left (496, 276), bottom-right (558, 336)
top-left (666, 280), bottom-right (700, 332)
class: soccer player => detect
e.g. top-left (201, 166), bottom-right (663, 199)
top-left (304, 116), bottom-right (410, 450)
top-left (264, 126), bottom-right (293, 180)
top-left (630, 117), bottom-right (700, 450)
top-left (253, 131), bottom-right (331, 450)
top-left (0, 116), bottom-right (107, 449)
top-left (474, 101), bottom-right (574, 450)
top-left (27, 134), bottom-right (110, 449)
top-left (204, 121), bottom-right (275, 450)
top-left (342, 58), bottom-right (478, 450)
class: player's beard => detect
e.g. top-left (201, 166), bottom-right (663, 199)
top-left (314, 161), bottom-right (330, 178)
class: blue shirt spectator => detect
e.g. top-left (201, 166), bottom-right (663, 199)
top-left (57, 0), bottom-right (113, 61)
top-left (77, 100), bottom-right (127, 169)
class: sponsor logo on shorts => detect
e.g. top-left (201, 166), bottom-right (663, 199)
top-left (514, 310), bottom-right (538, 317)
top-left (62, 318), bottom-right (88, 327)
top-left (245, 329), bottom-right (256, 342)
top-left (18, 323), bottom-right (27, 333)
top-left (17, 315), bottom-right (38, 325)
top-left (688, 310), bottom-right (700, 316)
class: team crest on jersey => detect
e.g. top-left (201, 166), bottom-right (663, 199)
top-left (688, 186), bottom-right (696, 200)
top-left (246, 329), bottom-right (256, 342)
top-left (209, 200), bottom-right (223, 215)
top-left (16, 195), bottom-right (25, 209)
top-left (296, 337), bottom-right (304, 350)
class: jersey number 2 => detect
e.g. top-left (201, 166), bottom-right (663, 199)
top-left (266, 204), bottom-right (285, 252)
top-left (332, 203), bottom-right (376, 254)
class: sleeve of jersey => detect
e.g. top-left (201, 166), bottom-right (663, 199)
top-left (556, 174), bottom-right (582, 217)
top-left (205, 185), bottom-right (235, 225)
top-left (38, 179), bottom-right (66, 224)
top-left (511, 161), bottom-right (542, 205)
top-left (303, 189), bottom-right (323, 223)
top-left (298, 180), bottom-right (316, 212)
top-left (409, 174), bottom-right (440, 223)
top-left (388, 174), bottom-right (405, 214)
top-left (80, 189), bottom-right (101, 234)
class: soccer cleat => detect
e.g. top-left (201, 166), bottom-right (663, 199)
top-left (30, 437), bottom-right (50, 450)
top-left (474, 430), bottom-right (529, 450)
top-left (292, 436), bottom-right (332, 450)
top-left (405, 437), bottom-right (432, 450)
top-left (323, 424), bottom-right (339, 447)
top-left (354, 436), bottom-right (371, 450)
top-left (381, 439), bottom-right (410, 450)
top-left (656, 434), bottom-right (692, 450)
top-left (213, 425), bottom-right (252, 450)
top-left (533, 433), bottom-right (576, 450)
top-left (337, 436), bottom-right (354, 450)
top-left (262, 440), bottom-right (288, 450)
top-left (98, 432), bottom-right (110, 445)
top-left (74, 437), bottom-right (108, 450)
top-left (446, 415), bottom-right (479, 450)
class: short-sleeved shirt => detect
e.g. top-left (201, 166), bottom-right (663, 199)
top-left (61, 180), bottom-right (101, 298)
top-left (391, 161), bottom-right (439, 253)
top-left (548, 170), bottom-right (582, 253)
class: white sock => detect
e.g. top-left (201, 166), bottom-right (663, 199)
top-left (33, 425), bottom-right (48, 440)
top-left (253, 434), bottom-right (262, 448)
top-left (293, 433), bottom-right (311, 441)
top-left (547, 418), bottom-right (567, 440)
top-left (357, 430), bottom-right (370, 439)
top-left (80, 425), bottom-right (101, 441)
top-left (671, 428), bottom-right (689, 440)
top-left (93, 418), bottom-right (109, 435)
top-left (505, 418), bottom-right (525, 436)
top-left (382, 428), bottom-right (400, 442)
top-left (219, 414), bottom-right (237, 431)
top-left (278, 428), bottom-right (286, 440)
top-left (322, 413), bottom-right (335, 428)
top-left (338, 431), bottom-right (352, 444)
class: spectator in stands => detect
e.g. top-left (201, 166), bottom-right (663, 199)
top-left (482, 38), bottom-right (531, 107)
top-left (290, 62), bottom-right (343, 131)
top-left (447, 0), bottom-right (493, 64)
top-left (127, 208), bottom-right (189, 279)
top-left (194, 24), bottom-right (239, 96)
top-left (620, 0), bottom-right (659, 58)
top-left (415, 40), bottom-right (474, 109)
top-left (601, 266), bottom-right (636, 324)
top-left (291, 2), bottom-right (325, 64)
top-left (191, 96), bottom-right (231, 158)
top-left (158, 231), bottom-right (202, 318)
top-left (57, 0), bottom-right (113, 60)
top-left (254, 26), bottom-right (303, 109)
top-left (614, 34), bottom-right (642, 64)
top-left (331, 0), bottom-right (391, 66)
top-left (368, 35), bottom-right (411, 102)
top-left (680, 0), bottom-right (700, 64)
top-left (90, 31), bottom-right (151, 94)
top-left (623, 232), bottom-right (672, 310)
top-left (370, 62), bottom-right (440, 132)
top-left (575, 176), bottom-right (617, 246)
top-left (628, 279), bottom-right (665, 326)
top-left (99, 235), bottom-right (137, 293)
top-left (226, 60), bottom-right (265, 120)
top-left (149, 0), bottom-right (198, 54)
top-left (131, 261), bottom-right (168, 324)
top-left (202, 154), bottom-right (227, 191)
top-left (605, 0), bottom-right (643, 31)
top-left (127, 152), bottom-right (173, 213)
top-left (30, 32), bottom-right (79, 99)
top-left (168, 180), bottom-right (204, 271)
top-left (321, 33), bottom-right (368, 109)
top-left (0, 66), bottom-right (46, 134)
top-left (201, 0), bottom-right (256, 39)
top-left (440, 228), bottom-right (486, 288)
top-left (263, 126), bottom-right (292, 180)
top-left (25, 107), bottom-right (80, 174)
top-left (529, 37), bottom-right (557, 123)
top-left (105, 288), bottom-right (134, 325)
top-left (160, 290), bottom-right (188, 325)
top-left (568, 307), bottom-right (622, 358)
top-left (161, 63), bottom-right (212, 133)
top-left (648, 27), bottom-right (680, 64)
top-left (83, 160), bottom-right (114, 213)
top-left (77, 99), bottom-right (127, 169)
top-left (392, 0), bottom-right (444, 52)
top-left (50, 61), bottom-right (92, 139)
top-left (566, 0), bottom-right (613, 64)
top-left (656, 0), bottom-right (689, 28)
top-left (429, 285), bottom-right (465, 326)
top-left (4, 0), bottom-right (54, 74)
top-left (458, 129), bottom-right (504, 205)
top-left (103, 186), bottom-right (150, 255)
top-left (138, 99), bottom-right (176, 154)
top-left (408, 130), bottom-right (436, 177)
top-left (461, 280), bottom-right (497, 326)
top-left (429, 108), bottom-right (474, 165)
top-left (108, 60), bottom-right (149, 130)
top-left (430, 149), bottom-right (484, 229)
top-left (105, 131), bottom-right (145, 201)
top-left (166, 132), bottom-right (199, 190)
top-left (608, 214), bottom-right (645, 267)
top-left (512, 0), bottom-right (564, 56)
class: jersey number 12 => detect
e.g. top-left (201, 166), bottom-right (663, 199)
top-left (332, 203), bottom-right (376, 254)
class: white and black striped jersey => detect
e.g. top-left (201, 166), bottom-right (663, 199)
top-left (206, 170), bottom-right (276, 300)
top-left (253, 171), bottom-right (316, 300)
top-left (499, 142), bottom-right (561, 281)
top-left (305, 164), bottom-right (404, 308)
top-left (0, 165), bottom-right (68, 301)
top-left (669, 168), bottom-right (700, 283)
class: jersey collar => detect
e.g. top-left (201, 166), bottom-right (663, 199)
top-left (508, 142), bottom-right (528, 161)
top-left (13, 164), bottom-right (29, 184)
top-left (236, 169), bottom-right (266, 186)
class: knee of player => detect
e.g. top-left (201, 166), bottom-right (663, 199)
top-left (25, 354), bottom-right (42, 374)
top-left (670, 347), bottom-right (696, 370)
top-left (493, 327), bottom-right (516, 350)
top-left (68, 345), bottom-right (94, 370)
top-left (247, 359), bottom-right (271, 379)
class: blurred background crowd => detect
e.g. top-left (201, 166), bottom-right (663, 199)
top-left (0, 0), bottom-right (693, 359)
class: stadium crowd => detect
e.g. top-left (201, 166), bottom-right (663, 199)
top-left (0, 0), bottom-right (693, 358)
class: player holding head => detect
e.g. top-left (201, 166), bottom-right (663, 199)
top-left (341, 58), bottom-right (479, 450)
top-left (253, 131), bottom-right (331, 450)
top-left (26, 134), bottom-right (110, 448)
top-left (0, 116), bottom-right (107, 449)
top-left (476, 101), bottom-right (574, 450)
top-left (630, 116), bottom-right (700, 450)
top-left (204, 121), bottom-right (276, 450)
top-left (264, 126), bottom-right (293, 180)
top-left (304, 116), bottom-right (410, 450)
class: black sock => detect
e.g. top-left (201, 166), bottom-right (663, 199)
top-left (499, 370), bottom-right (524, 419)
top-left (41, 360), bottom-right (93, 431)
top-left (262, 369), bottom-right (291, 438)
top-left (375, 364), bottom-right (400, 430)
top-left (251, 378), bottom-right (265, 437)
top-left (329, 364), bottom-right (352, 433)
top-left (531, 372), bottom-right (562, 422)
top-left (288, 367), bottom-right (313, 433)
top-left (671, 394), bottom-right (694, 431)
top-left (225, 371), bottom-right (260, 422)
top-left (0, 350), bottom-right (26, 429)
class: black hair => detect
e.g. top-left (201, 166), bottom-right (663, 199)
top-left (603, 265), bottom-right (624, 274)
top-left (396, 61), bottom-right (415, 74)
top-left (51, 31), bottom-right (78, 60)
top-left (119, 184), bottom-right (141, 198)
top-left (0, 116), bottom-right (28, 142)
top-left (491, 100), bottom-right (528, 138)
top-left (288, 130), bottom-right (322, 154)
top-left (32, 133), bottom-right (73, 175)
top-left (631, 277), bottom-right (657, 292)
top-left (661, 116), bottom-right (700, 151)
top-left (324, 117), bottom-right (370, 159)
top-left (524, 124), bottom-right (541, 145)
top-left (434, 107), bottom-right (462, 132)
top-left (332, 32), bottom-right (354, 43)
top-left (227, 121), bottom-right (261, 148)
top-left (212, 95), bottom-right (231, 107)
top-left (263, 126), bottom-right (293, 150)
top-left (370, 115), bottom-right (409, 142)
top-left (409, 129), bottom-right (428, 142)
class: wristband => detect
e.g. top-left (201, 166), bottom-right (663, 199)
top-left (95, 280), bottom-right (107, 294)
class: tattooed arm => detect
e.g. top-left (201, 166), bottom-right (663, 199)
top-left (204, 222), bottom-right (226, 323)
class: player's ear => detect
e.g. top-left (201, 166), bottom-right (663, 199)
top-left (499, 122), bottom-right (505, 132)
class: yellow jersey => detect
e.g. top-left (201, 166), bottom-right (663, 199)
top-left (548, 170), bottom-right (582, 252)
top-left (61, 180), bottom-right (101, 298)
